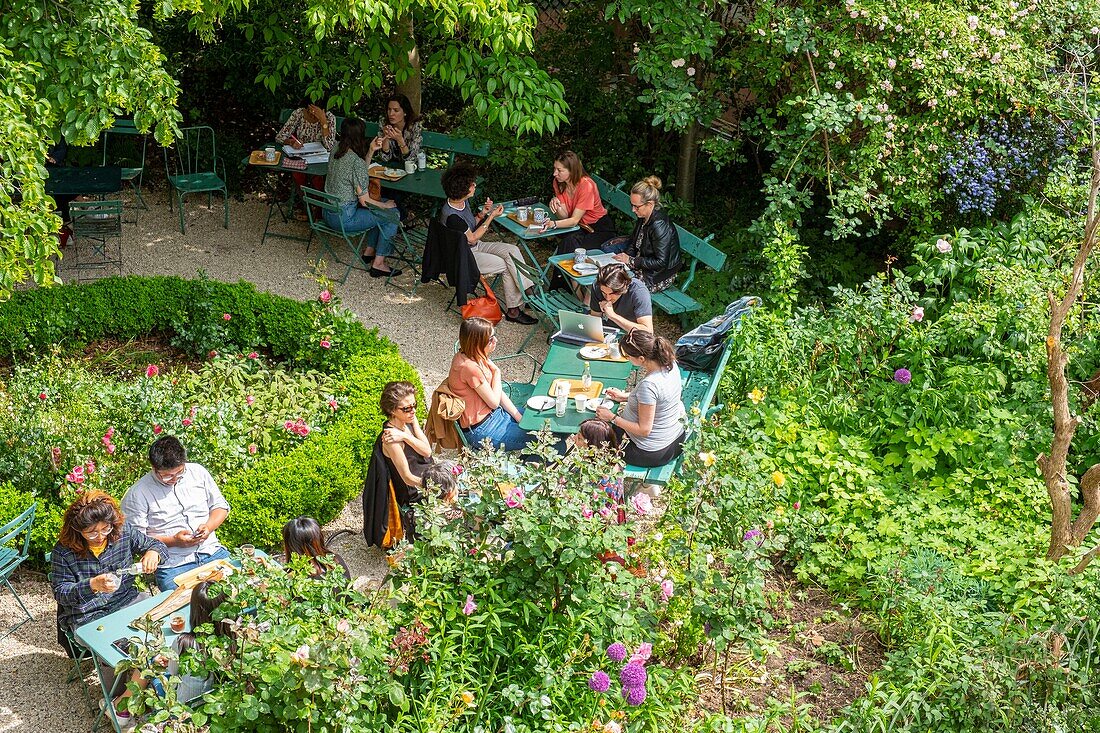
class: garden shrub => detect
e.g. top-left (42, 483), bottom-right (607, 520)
top-left (0, 275), bottom-right (421, 558)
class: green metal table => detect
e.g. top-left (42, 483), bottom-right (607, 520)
top-left (540, 341), bottom-right (634, 381)
top-left (494, 202), bottom-right (580, 278)
top-left (46, 165), bottom-right (122, 196)
top-left (518, 369), bottom-right (628, 434)
top-left (548, 249), bottom-right (625, 288)
top-left (74, 551), bottom-right (270, 733)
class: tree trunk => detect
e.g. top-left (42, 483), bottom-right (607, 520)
top-left (1040, 141), bottom-right (1100, 568)
top-left (676, 119), bottom-right (699, 204)
top-left (392, 14), bottom-right (422, 116)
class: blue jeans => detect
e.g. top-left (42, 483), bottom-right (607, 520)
top-left (324, 202), bottom-right (397, 256)
top-left (600, 236), bottom-right (630, 255)
top-left (464, 406), bottom-right (533, 452)
top-left (155, 547), bottom-right (231, 591)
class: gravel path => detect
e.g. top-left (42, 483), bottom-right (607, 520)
top-left (1, 188), bottom-right (680, 731)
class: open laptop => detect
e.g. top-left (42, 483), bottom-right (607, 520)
top-left (551, 310), bottom-right (621, 346)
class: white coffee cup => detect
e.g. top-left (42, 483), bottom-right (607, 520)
top-left (517, 206), bottom-right (530, 222)
top-left (574, 395), bottom-right (587, 412)
top-left (404, 160), bottom-right (416, 174)
top-left (264, 146), bottom-right (276, 162)
top-left (574, 248), bottom-right (587, 264)
top-left (533, 209), bottom-right (548, 224)
top-left (609, 341), bottom-right (621, 359)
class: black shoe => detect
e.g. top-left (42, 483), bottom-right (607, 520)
top-left (370, 267), bottom-right (402, 278)
top-left (505, 310), bottom-right (538, 325)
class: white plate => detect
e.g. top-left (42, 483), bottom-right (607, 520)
top-left (579, 345), bottom-right (609, 359)
top-left (573, 262), bottom-right (599, 275)
top-left (526, 395), bottom-right (555, 411)
top-left (584, 398), bottom-right (614, 411)
top-left (383, 168), bottom-right (407, 178)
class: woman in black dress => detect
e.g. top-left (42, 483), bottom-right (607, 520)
top-left (363, 381), bottom-right (435, 546)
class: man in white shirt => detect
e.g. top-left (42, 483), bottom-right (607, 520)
top-left (121, 436), bottom-right (231, 591)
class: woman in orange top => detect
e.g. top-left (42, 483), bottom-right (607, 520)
top-left (546, 151), bottom-right (618, 255)
top-left (447, 318), bottom-right (532, 452)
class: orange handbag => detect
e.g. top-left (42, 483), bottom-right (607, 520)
top-left (461, 276), bottom-right (503, 324)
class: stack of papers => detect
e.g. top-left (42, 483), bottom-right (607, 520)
top-left (282, 142), bottom-right (329, 164)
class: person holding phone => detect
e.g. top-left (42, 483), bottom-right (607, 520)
top-left (275, 101), bottom-right (337, 219)
top-left (120, 436), bottom-right (231, 591)
top-left (376, 93), bottom-right (423, 165)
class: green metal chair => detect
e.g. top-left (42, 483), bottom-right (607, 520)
top-left (163, 126), bottom-right (230, 234)
top-left (44, 551), bottom-right (98, 713)
top-left (101, 120), bottom-right (148, 212)
top-left (367, 203), bottom-right (427, 293)
top-left (1, 502), bottom-right (36, 639)
top-left (69, 200), bottom-right (123, 280)
top-left (510, 256), bottom-right (586, 354)
top-left (301, 186), bottom-right (372, 283)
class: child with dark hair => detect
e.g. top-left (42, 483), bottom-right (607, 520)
top-left (167, 580), bottom-right (230, 701)
top-left (420, 460), bottom-right (459, 502)
top-left (573, 418), bottom-right (626, 506)
top-left (282, 516), bottom-right (351, 580)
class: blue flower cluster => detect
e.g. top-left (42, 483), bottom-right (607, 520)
top-left (942, 116), bottom-right (1069, 216)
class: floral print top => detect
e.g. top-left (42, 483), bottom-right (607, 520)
top-left (276, 107), bottom-right (337, 151)
top-left (376, 118), bottom-right (423, 164)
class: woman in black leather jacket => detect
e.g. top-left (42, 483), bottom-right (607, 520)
top-left (602, 176), bottom-right (682, 292)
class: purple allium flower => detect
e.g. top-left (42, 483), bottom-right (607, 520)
top-left (743, 529), bottom-right (762, 542)
top-left (625, 685), bottom-right (647, 706)
top-left (893, 368), bottom-right (912, 384)
top-left (606, 642), bottom-right (627, 663)
top-left (588, 671), bottom-right (611, 692)
top-left (619, 663), bottom-right (648, 689)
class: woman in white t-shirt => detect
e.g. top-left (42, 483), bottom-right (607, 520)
top-left (595, 329), bottom-right (685, 467)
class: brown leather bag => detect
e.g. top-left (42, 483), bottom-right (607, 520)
top-left (460, 276), bottom-right (503, 324)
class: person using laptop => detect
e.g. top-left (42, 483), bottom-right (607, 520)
top-left (589, 263), bottom-right (653, 334)
top-left (448, 317), bottom-right (533, 451)
top-left (595, 329), bottom-right (685, 467)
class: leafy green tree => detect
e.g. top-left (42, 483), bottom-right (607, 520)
top-left (1, 2), bottom-right (182, 298)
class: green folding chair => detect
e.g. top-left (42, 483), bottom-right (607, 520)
top-left (301, 186), bottom-right (373, 284)
top-left (0, 502), bottom-right (36, 639)
top-left (510, 256), bottom-right (586, 354)
top-left (44, 551), bottom-right (98, 713)
top-left (163, 125), bottom-right (230, 234)
top-left (101, 120), bottom-right (148, 212)
top-left (367, 203), bottom-right (427, 293)
top-left (69, 200), bottom-right (123, 280)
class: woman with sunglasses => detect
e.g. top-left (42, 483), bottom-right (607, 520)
top-left (448, 317), bottom-right (533, 451)
top-left (602, 176), bottom-right (682, 293)
top-left (380, 380), bottom-right (435, 494)
top-left (595, 329), bottom-right (686, 467)
top-left (51, 490), bottom-right (168, 725)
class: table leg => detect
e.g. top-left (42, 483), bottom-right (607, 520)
top-left (89, 652), bottom-right (126, 733)
top-left (518, 240), bottom-right (551, 280)
top-left (259, 172), bottom-right (311, 246)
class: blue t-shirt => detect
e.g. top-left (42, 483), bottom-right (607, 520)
top-left (440, 200), bottom-right (478, 233)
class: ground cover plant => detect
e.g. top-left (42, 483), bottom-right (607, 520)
top-left (0, 273), bottom-right (420, 559)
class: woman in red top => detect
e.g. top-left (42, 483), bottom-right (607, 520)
top-left (547, 151), bottom-right (618, 255)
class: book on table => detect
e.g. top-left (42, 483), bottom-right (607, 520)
top-left (282, 142), bottom-right (329, 164)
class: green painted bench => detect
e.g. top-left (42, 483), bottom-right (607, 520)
top-left (623, 295), bottom-right (758, 486)
top-left (590, 174), bottom-right (727, 327)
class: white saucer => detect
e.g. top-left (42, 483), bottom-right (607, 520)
top-left (383, 168), bottom-right (407, 178)
top-left (573, 263), bottom-right (599, 275)
top-left (526, 395), bottom-right (555, 411)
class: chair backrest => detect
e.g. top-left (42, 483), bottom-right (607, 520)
top-left (509, 255), bottom-right (549, 294)
top-left (164, 126), bottom-right (218, 177)
top-left (101, 120), bottom-right (148, 171)
top-left (676, 227), bottom-right (725, 272)
top-left (421, 130), bottom-right (490, 163)
top-left (300, 186), bottom-right (347, 233)
top-left (69, 200), bottom-right (124, 236)
top-left (590, 173), bottom-right (618, 202)
top-left (0, 503), bottom-right (36, 579)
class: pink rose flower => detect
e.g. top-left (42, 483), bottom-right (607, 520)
top-left (631, 493), bottom-right (652, 516)
top-left (290, 645), bottom-right (310, 664)
top-left (793, 501), bottom-right (801, 510)
top-left (319, 340), bottom-right (331, 349)
top-left (247, 352), bottom-right (259, 359)
top-left (145, 364), bottom-right (159, 378)
top-left (463, 594), bottom-right (477, 615)
top-left (659, 579), bottom-right (674, 601)
top-left (38, 392), bottom-right (47, 400)
top-left (153, 424), bottom-right (162, 435)
top-left (248, 443), bottom-right (258, 455)
top-left (504, 488), bottom-right (525, 508)
top-left (208, 350), bottom-right (218, 359)
top-left (629, 642), bottom-right (653, 665)
top-left (105, 444), bottom-right (116, 455)
top-left (582, 506), bottom-right (594, 519)
top-left (336, 618), bottom-right (350, 634)
top-left (182, 418), bottom-right (193, 427)
top-left (909, 306), bottom-right (924, 322)
top-left (85, 460), bottom-right (96, 474)
top-left (319, 290), bottom-right (332, 304)
top-left (328, 399), bottom-right (339, 411)
top-left (246, 395), bottom-right (255, 406)
top-left (222, 313), bottom-right (231, 321)
top-left (105, 427), bottom-right (115, 439)
top-left (284, 420), bottom-right (294, 430)
top-left (935, 238), bottom-right (952, 253)
top-left (298, 425), bottom-right (311, 436)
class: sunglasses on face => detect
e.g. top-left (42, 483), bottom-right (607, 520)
top-left (398, 403), bottom-right (417, 413)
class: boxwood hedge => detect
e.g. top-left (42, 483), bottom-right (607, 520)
top-left (0, 276), bottom-right (421, 553)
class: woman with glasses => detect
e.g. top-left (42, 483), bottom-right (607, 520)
top-left (589, 262), bottom-right (653, 333)
top-left (595, 329), bottom-right (686, 467)
top-left (51, 490), bottom-right (168, 725)
top-left (448, 317), bottom-right (533, 451)
top-left (602, 176), bottom-right (682, 293)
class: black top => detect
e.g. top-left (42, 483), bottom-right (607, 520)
top-left (384, 440), bottom-right (433, 506)
top-left (625, 209), bottom-right (682, 289)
